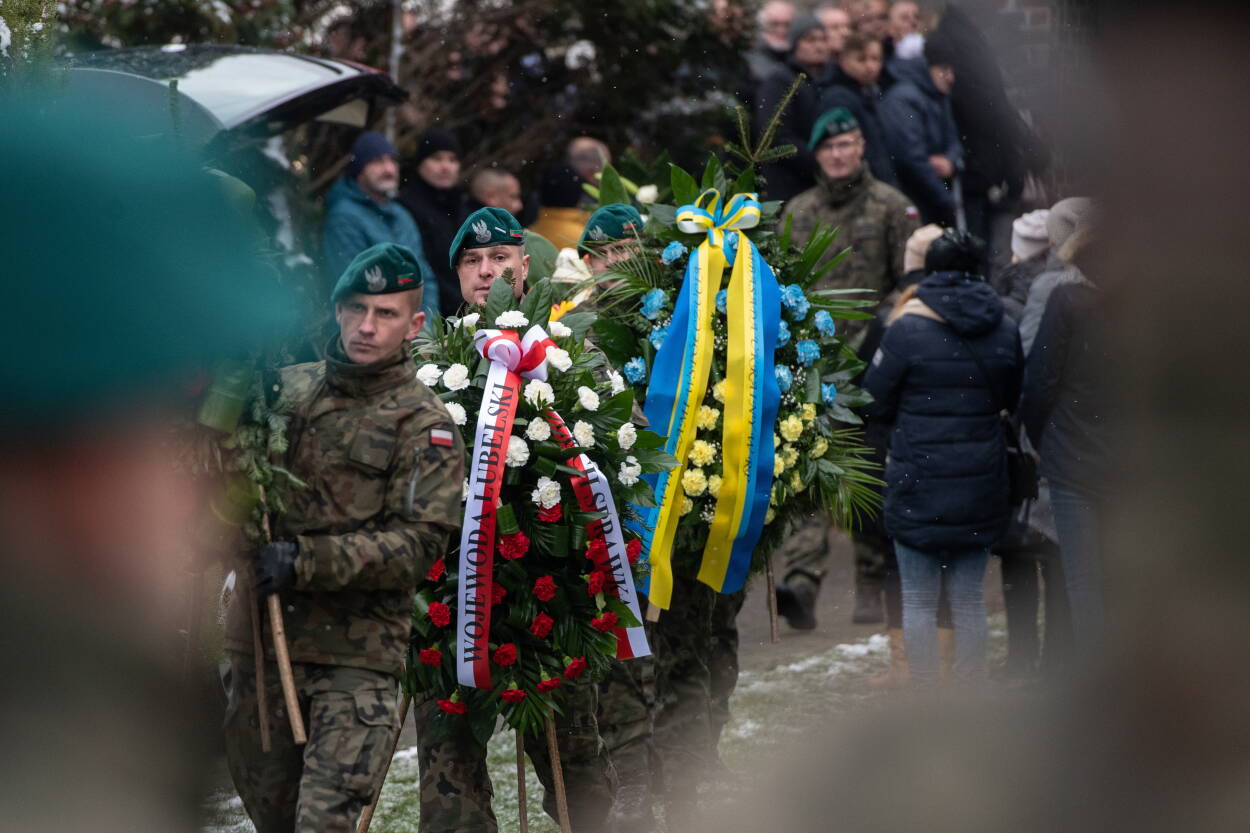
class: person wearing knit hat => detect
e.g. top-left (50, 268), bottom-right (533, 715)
top-left (528, 164), bottom-right (589, 250)
top-left (399, 127), bottom-right (467, 318)
top-left (1011, 209), bottom-right (1051, 263)
top-left (904, 223), bottom-right (945, 275)
top-left (323, 130), bottom-right (438, 317)
top-left (1046, 197), bottom-right (1094, 249)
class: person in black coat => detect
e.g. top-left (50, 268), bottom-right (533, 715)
top-left (863, 230), bottom-right (1024, 684)
top-left (1019, 275), bottom-right (1110, 659)
top-left (755, 13), bottom-right (835, 203)
top-left (817, 32), bottom-right (899, 187)
top-left (398, 128), bottom-right (467, 318)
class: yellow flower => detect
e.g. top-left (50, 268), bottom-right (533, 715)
top-left (779, 414), bottom-right (804, 443)
top-left (680, 496), bottom-right (694, 516)
top-left (765, 507), bottom-right (776, 523)
top-left (774, 454), bottom-right (787, 476)
top-left (773, 433), bottom-right (781, 449)
top-left (549, 299), bottom-right (577, 322)
top-left (770, 483), bottom-right (780, 506)
top-left (784, 445), bottom-right (799, 467)
top-left (689, 439), bottom-right (716, 467)
top-left (696, 405), bottom-right (720, 430)
top-left (707, 474), bottom-right (723, 497)
top-left (681, 468), bottom-right (708, 496)
top-left (790, 471), bottom-right (806, 493)
top-left (812, 437), bottom-right (829, 457)
top-left (801, 403), bottom-right (817, 423)
top-left (712, 380), bottom-right (726, 403)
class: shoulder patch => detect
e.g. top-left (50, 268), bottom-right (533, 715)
top-left (905, 206), bottom-right (919, 219)
top-left (430, 428), bottom-right (455, 447)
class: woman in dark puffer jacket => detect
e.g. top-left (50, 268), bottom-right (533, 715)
top-left (864, 230), bottom-right (1023, 683)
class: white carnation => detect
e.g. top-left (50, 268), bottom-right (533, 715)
top-left (547, 347), bottom-right (573, 372)
top-left (636, 184), bottom-right (659, 205)
top-left (617, 422), bottom-right (637, 450)
top-left (573, 420), bottom-right (596, 448)
top-left (525, 418), bottom-right (552, 442)
top-left (524, 379), bottom-right (555, 407)
top-left (531, 476), bottom-right (562, 509)
top-left (461, 479), bottom-right (470, 500)
top-left (458, 312), bottom-right (480, 329)
top-left (577, 385), bottom-right (600, 411)
top-left (495, 310), bottom-right (529, 328)
top-left (549, 320), bottom-right (573, 338)
top-left (443, 401), bottom-right (467, 426)
top-left (442, 363), bottom-right (470, 391)
top-left (506, 435), bottom-right (530, 467)
top-left (552, 248), bottom-right (592, 283)
top-left (618, 456), bottom-right (642, 486)
top-left (416, 363), bottom-right (442, 386)
top-left (608, 370), bottom-right (626, 395)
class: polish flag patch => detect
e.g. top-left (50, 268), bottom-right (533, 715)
top-left (905, 205), bottom-right (919, 218)
top-left (430, 428), bottom-right (455, 447)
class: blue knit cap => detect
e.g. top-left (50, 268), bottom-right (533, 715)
top-left (347, 131), bottom-right (398, 178)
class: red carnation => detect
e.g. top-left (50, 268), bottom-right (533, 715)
top-left (533, 575), bottom-right (557, 602)
top-left (626, 538), bottom-right (643, 565)
top-left (537, 677), bottom-right (561, 694)
top-left (563, 657), bottom-right (588, 679)
top-left (585, 537), bottom-right (608, 562)
top-left (538, 504), bottom-right (563, 522)
top-left (418, 648), bottom-right (442, 666)
top-left (427, 601), bottom-right (451, 627)
top-left (437, 698), bottom-right (467, 715)
top-left (500, 688), bottom-right (527, 703)
top-left (591, 611), bottom-right (619, 632)
top-left (493, 643), bottom-right (518, 666)
top-left (499, 530), bottom-right (530, 560)
top-left (492, 584), bottom-right (508, 605)
top-left (426, 558), bottom-right (446, 581)
top-left (530, 612), bottom-right (555, 638)
top-left (586, 570), bottom-right (608, 596)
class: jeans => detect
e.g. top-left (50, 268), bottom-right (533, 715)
top-left (1049, 484), bottom-right (1105, 658)
top-left (895, 542), bottom-right (991, 684)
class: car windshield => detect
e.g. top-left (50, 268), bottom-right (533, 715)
top-left (70, 46), bottom-right (356, 128)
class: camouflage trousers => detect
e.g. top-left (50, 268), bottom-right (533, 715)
top-left (779, 511), bottom-right (888, 590)
top-left (411, 678), bottom-right (616, 833)
top-left (596, 622), bottom-right (658, 824)
top-left (223, 654), bottom-right (399, 833)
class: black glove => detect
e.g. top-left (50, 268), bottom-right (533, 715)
top-left (253, 541), bottom-right (298, 595)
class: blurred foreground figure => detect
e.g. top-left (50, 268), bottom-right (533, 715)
top-left (698, 4), bottom-right (1250, 830)
top-left (0, 89), bottom-right (292, 832)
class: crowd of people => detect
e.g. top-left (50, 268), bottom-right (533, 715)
top-left (241, 2), bottom-right (1107, 831)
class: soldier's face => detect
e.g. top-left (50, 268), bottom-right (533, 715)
top-left (457, 245), bottom-right (529, 306)
top-left (335, 292), bottom-right (426, 364)
top-left (585, 242), bottom-right (637, 275)
top-left (816, 130), bottom-right (865, 179)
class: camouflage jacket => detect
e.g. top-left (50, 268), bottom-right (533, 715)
top-left (226, 341), bottom-right (465, 677)
top-left (782, 164), bottom-right (920, 349)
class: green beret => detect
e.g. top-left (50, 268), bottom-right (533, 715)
top-left (808, 107), bottom-right (861, 150)
top-left (331, 243), bottom-right (424, 302)
top-left (448, 206), bottom-right (525, 267)
top-left (579, 203), bottom-right (643, 250)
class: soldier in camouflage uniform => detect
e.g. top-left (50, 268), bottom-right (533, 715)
top-left (223, 243), bottom-right (465, 833)
top-left (777, 107), bottom-right (920, 629)
top-left (411, 207), bottom-right (617, 833)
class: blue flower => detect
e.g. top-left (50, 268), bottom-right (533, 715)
top-left (641, 288), bottom-right (668, 321)
top-left (780, 284), bottom-right (810, 321)
top-left (775, 365), bottom-right (793, 392)
top-left (649, 325), bottom-right (670, 351)
top-left (796, 339), bottom-right (821, 366)
top-left (814, 310), bottom-right (836, 337)
top-left (776, 319), bottom-right (791, 347)
top-left (822, 382), bottom-right (839, 405)
top-left (623, 357), bottom-right (648, 384)
top-left (661, 241), bottom-right (687, 265)
top-left (716, 289), bottom-right (727, 314)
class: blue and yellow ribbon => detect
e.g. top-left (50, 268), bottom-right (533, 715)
top-left (640, 189), bottom-right (780, 608)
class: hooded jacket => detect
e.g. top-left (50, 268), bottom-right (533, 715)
top-left (322, 176), bottom-right (438, 317)
top-left (879, 57), bottom-right (964, 225)
top-left (398, 176), bottom-right (466, 318)
top-left (863, 271), bottom-right (1023, 553)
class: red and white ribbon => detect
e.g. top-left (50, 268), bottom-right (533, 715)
top-left (544, 412), bottom-right (651, 660)
top-left (455, 326), bottom-right (556, 689)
